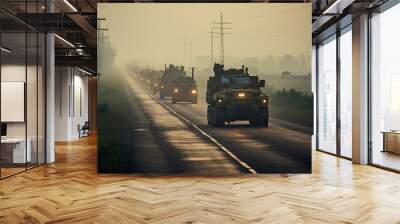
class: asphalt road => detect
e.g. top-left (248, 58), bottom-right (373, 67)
top-left (123, 77), bottom-right (246, 174)
top-left (126, 76), bottom-right (311, 174)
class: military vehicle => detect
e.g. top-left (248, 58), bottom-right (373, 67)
top-left (136, 68), bottom-right (150, 83)
top-left (148, 70), bottom-right (162, 94)
top-left (160, 64), bottom-right (186, 99)
top-left (206, 63), bottom-right (269, 127)
top-left (171, 67), bottom-right (198, 104)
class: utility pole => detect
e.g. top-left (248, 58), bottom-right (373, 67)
top-left (183, 41), bottom-right (186, 68)
top-left (209, 27), bottom-right (218, 70)
top-left (188, 41), bottom-right (192, 69)
top-left (220, 12), bottom-right (224, 64)
top-left (183, 41), bottom-right (192, 70)
top-left (212, 12), bottom-right (231, 65)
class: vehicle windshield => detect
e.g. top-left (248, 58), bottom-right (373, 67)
top-left (218, 75), bottom-right (258, 88)
top-left (235, 76), bottom-right (251, 85)
top-left (179, 77), bottom-right (194, 83)
top-left (232, 76), bottom-right (257, 88)
top-left (175, 77), bottom-right (196, 87)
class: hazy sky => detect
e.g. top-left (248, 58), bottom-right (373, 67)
top-left (98, 3), bottom-right (311, 70)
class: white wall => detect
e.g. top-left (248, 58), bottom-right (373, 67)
top-left (1, 65), bottom-right (26, 138)
top-left (1, 63), bottom-right (46, 164)
top-left (55, 67), bottom-right (89, 141)
top-left (1, 65), bottom-right (35, 138)
top-left (55, 66), bottom-right (70, 141)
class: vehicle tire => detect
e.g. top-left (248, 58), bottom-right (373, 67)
top-left (214, 107), bottom-right (225, 127)
top-left (210, 106), bottom-right (216, 127)
top-left (172, 97), bottom-right (177, 104)
top-left (257, 108), bottom-right (269, 127)
top-left (207, 105), bottom-right (212, 126)
top-left (265, 108), bottom-right (269, 127)
top-left (249, 119), bottom-right (257, 127)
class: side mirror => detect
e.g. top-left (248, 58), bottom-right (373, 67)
top-left (259, 80), bottom-right (265, 88)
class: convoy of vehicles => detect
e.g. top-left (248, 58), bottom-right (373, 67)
top-left (135, 69), bottom-right (162, 94)
top-left (133, 62), bottom-right (269, 128)
top-left (206, 63), bottom-right (269, 127)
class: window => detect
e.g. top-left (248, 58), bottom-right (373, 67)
top-left (0, 2), bottom-right (46, 179)
top-left (370, 3), bottom-right (400, 171)
top-left (317, 35), bottom-right (337, 154)
top-left (339, 27), bottom-right (352, 158)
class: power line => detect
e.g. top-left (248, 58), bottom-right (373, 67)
top-left (211, 12), bottom-right (232, 66)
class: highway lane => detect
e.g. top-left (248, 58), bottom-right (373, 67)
top-left (160, 96), bottom-right (312, 173)
top-left (123, 77), bottom-right (246, 174)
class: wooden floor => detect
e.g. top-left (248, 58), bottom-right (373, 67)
top-left (0, 136), bottom-right (400, 223)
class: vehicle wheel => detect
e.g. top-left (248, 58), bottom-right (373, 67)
top-left (214, 107), bottom-right (225, 127)
top-left (249, 119), bottom-right (257, 127)
top-left (207, 105), bottom-right (212, 126)
top-left (265, 108), bottom-right (269, 127)
top-left (210, 106), bottom-right (217, 127)
top-left (172, 97), bottom-right (177, 104)
top-left (257, 108), bottom-right (269, 127)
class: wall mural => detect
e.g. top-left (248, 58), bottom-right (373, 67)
top-left (98, 3), bottom-right (312, 174)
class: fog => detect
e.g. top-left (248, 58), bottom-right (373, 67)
top-left (97, 4), bottom-right (313, 173)
top-left (98, 3), bottom-right (311, 74)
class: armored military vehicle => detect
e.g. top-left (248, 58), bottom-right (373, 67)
top-left (206, 63), bottom-right (269, 127)
top-left (171, 67), bottom-right (198, 104)
top-left (160, 64), bottom-right (186, 99)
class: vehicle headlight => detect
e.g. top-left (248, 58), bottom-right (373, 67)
top-left (161, 85), bottom-right (164, 89)
top-left (262, 99), bottom-right (267, 103)
top-left (154, 83), bottom-right (158, 87)
top-left (174, 88), bottom-right (179, 93)
top-left (238, 92), bottom-right (245, 98)
top-left (191, 89), bottom-right (197, 94)
top-left (218, 99), bottom-right (223, 103)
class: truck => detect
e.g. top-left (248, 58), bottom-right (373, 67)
top-left (206, 63), bottom-right (269, 127)
top-left (160, 64), bottom-right (186, 99)
top-left (171, 67), bottom-right (198, 104)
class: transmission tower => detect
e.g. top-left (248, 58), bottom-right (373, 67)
top-left (212, 12), bottom-right (231, 65)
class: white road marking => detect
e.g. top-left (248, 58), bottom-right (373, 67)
top-left (148, 93), bottom-right (258, 174)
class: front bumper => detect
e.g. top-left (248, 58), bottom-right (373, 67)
top-left (217, 101), bottom-right (267, 121)
top-left (172, 91), bottom-right (197, 102)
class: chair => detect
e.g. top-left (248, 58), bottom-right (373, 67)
top-left (79, 121), bottom-right (90, 138)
